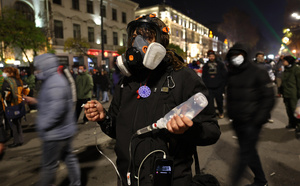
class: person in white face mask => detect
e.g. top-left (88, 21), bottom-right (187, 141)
top-left (226, 43), bottom-right (275, 186)
top-left (75, 65), bottom-right (93, 125)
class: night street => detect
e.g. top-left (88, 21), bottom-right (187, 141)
top-left (1, 97), bottom-right (300, 186)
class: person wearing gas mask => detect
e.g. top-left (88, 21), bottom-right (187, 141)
top-left (226, 43), bottom-right (275, 186)
top-left (84, 14), bottom-right (220, 186)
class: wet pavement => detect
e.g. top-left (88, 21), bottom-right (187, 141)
top-left (1, 97), bottom-right (300, 186)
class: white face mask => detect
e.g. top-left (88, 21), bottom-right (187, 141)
top-left (2, 73), bottom-right (7, 78)
top-left (78, 69), bottom-right (83, 73)
top-left (231, 55), bottom-right (244, 66)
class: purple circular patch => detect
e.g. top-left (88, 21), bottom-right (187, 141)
top-left (138, 86), bottom-right (151, 98)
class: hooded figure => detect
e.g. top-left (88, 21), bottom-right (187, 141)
top-left (34, 54), bottom-right (77, 139)
top-left (33, 53), bottom-right (81, 186)
top-left (226, 43), bottom-right (275, 186)
top-left (280, 55), bottom-right (300, 130)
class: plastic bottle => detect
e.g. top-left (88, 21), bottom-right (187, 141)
top-left (154, 92), bottom-right (208, 129)
top-left (136, 92), bottom-right (208, 135)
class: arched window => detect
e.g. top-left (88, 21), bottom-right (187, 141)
top-left (14, 1), bottom-right (34, 22)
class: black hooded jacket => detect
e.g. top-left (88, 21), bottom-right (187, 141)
top-left (98, 57), bottom-right (220, 186)
top-left (226, 43), bottom-right (275, 125)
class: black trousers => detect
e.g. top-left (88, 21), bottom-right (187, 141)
top-left (75, 98), bottom-right (90, 123)
top-left (208, 87), bottom-right (224, 115)
top-left (283, 97), bottom-right (300, 128)
top-left (231, 123), bottom-right (267, 186)
top-left (9, 118), bottom-right (23, 144)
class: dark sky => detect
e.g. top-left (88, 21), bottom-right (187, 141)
top-left (131, 0), bottom-right (287, 54)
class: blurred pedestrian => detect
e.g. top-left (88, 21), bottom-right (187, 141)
top-left (226, 43), bottom-right (275, 186)
top-left (255, 51), bottom-right (275, 123)
top-left (75, 65), bottom-right (93, 124)
top-left (24, 69), bottom-right (37, 111)
top-left (0, 70), bottom-right (6, 159)
top-left (100, 69), bottom-right (110, 103)
top-left (24, 53), bottom-right (81, 186)
top-left (202, 50), bottom-right (227, 119)
top-left (280, 56), bottom-right (300, 130)
top-left (2, 67), bottom-right (30, 148)
top-left (111, 62), bottom-right (123, 95)
top-left (92, 68), bottom-right (102, 100)
top-left (274, 55), bottom-right (284, 97)
top-left (0, 121), bottom-right (5, 160)
top-left (255, 52), bottom-right (275, 82)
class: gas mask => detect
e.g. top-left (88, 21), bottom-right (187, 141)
top-left (116, 35), bottom-right (166, 77)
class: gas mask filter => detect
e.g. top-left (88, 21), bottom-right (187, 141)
top-left (116, 35), bottom-right (166, 77)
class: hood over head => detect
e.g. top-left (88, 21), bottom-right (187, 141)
top-left (226, 43), bottom-right (248, 60)
top-left (207, 50), bottom-right (215, 56)
top-left (34, 53), bottom-right (59, 79)
top-left (225, 43), bottom-right (250, 74)
top-left (283, 55), bottom-right (296, 65)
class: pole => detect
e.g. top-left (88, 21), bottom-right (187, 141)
top-left (100, 0), bottom-right (105, 69)
top-left (0, 0), bottom-right (4, 63)
top-left (185, 22), bottom-right (188, 61)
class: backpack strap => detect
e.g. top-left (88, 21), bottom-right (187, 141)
top-left (5, 77), bottom-right (19, 105)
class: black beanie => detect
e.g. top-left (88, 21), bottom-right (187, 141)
top-left (283, 56), bottom-right (296, 65)
top-left (255, 51), bottom-right (264, 57)
top-left (207, 50), bottom-right (215, 56)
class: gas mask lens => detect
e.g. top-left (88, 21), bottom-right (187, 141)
top-left (133, 35), bottom-right (149, 58)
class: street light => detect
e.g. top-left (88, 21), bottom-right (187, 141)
top-left (282, 37), bottom-right (289, 44)
top-left (291, 12), bottom-right (300, 20)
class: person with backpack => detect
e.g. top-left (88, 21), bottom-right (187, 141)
top-left (2, 67), bottom-right (30, 148)
top-left (24, 54), bottom-right (81, 186)
top-left (84, 14), bottom-right (221, 186)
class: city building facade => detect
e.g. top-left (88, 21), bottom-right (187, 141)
top-left (0, 0), bottom-right (138, 69)
top-left (135, 4), bottom-right (228, 63)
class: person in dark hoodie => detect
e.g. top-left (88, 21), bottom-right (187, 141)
top-left (280, 55), bottom-right (300, 131)
top-left (226, 43), bottom-right (275, 186)
top-left (84, 14), bottom-right (220, 186)
top-left (202, 50), bottom-right (227, 119)
top-left (255, 51), bottom-right (275, 123)
top-left (24, 54), bottom-right (81, 186)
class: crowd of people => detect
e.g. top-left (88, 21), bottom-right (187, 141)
top-left (0, 14), bottom-right (300, 186)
